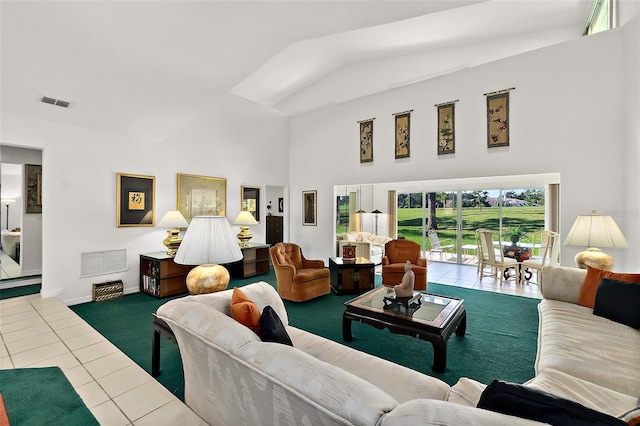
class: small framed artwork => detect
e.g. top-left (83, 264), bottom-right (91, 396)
top-left (437, 103), bottom-right (455, 155)
top-left (302, 190), bottom-right (317, 226)
top-left (116, 173), bottom-right (155, 227)
top-left (25, 164), bottom-right (42, 214)
top-left (241, 185), bottom-right (261, 222)
top-left (394, 112), bottom-right (411, 159)
top-left (177, 174), bottom-right (227, 222)
top-left (487, 92), bottom-right (509, 147)
top-left (278, 197), bottom-right (284, 213)
top-left (359, 119), bottom-right (373, 163)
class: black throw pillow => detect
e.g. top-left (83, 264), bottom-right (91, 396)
top-left (260, 305), bottom-right (293, 346)
top-left (593, 277), bottom-right (640, 329)
top-left (477, 380), bottom-right (626, 426)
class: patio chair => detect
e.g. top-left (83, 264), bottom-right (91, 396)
top-left (521, 231), bottom-right (560, 284)
top-left (478, 230), bottom-right (518, 286)
top-left (427, 230), bottom-right (455, 261)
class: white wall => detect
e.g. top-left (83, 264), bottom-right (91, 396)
top-left (289, 28), bottom-right (639, 272)
top-left (620, 0), bottom-right (640, 270)
top-left (1, 93), bottom-right (289, 304)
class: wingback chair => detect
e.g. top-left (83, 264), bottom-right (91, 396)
top-left (269, 242), bottom-right (331, 302)
top-left (381, 239), bottom-right (427, 291)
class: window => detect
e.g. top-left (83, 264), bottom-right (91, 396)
top-left (584, 0), bottom-right (614, 35)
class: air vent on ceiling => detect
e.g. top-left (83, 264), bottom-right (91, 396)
top-left (41, 96), bottom-right (70, 108)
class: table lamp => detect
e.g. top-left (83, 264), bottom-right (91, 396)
top-left (563, 211), bottom-right (628, 270)
top-left (174, 216), bottom-right (243, 294)
top-left (156, 210), bottom-right (189, 256)
top-left (233, 210), bottom-right (258, 247)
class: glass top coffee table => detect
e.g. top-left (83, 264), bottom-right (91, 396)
top-left (343, 286), bottom-right (466, 373)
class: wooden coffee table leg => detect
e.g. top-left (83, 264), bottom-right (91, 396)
top-left (456, 312), bottom-right (467, 336)
top-left (431, 338), bottom-right (447, 373)
top-left (342, 313), bottom-right (354, 342)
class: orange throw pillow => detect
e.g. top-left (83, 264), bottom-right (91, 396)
top-left (230, 288), bottom-right (261, 335)
top-left (578, 265), bottom-right (640, 308)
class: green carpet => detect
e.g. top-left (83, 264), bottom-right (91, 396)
top-left (0, 367), bottom-right (99, 426)
top-left (0, 284), bottom-right (41, 300)
top-left (72, 267), bottom-right (540, 401)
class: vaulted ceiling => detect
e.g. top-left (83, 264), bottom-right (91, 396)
top-left (0, 1), bottom-right (592, 142)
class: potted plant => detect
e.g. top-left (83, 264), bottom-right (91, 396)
top-left (506, 226), bottom-right (525, 244)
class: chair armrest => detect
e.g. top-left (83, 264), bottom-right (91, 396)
top-left (382, 256), bottom-right (390, 266)
top-left (302, 258), bottom-right (325, 269)
top-left (417, 258), bottom-right (427, 267)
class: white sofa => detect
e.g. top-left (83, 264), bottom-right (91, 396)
top-left (336, 231), bottom-right (392, 264)
top-left (156, 281), bottom-right (542, 425)
top-left (446, 265), bottom-right (640, 419)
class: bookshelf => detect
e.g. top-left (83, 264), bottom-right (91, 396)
top-left (139, 252), bottom-right (194, 298)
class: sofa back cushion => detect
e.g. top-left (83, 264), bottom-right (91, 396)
top-left (385, 239), bottom-right (421, 264)
top-left (273, 242), bottom-right (304, 270)
top-left (238, 341), bottom-right (398, 425)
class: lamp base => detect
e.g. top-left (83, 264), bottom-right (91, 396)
top-left (575, 247), bottom-right (614, 271)
top-left (163, 229), bottom-right (182, 257)
top-left (185, 264), bottom-right (230, 294)
top-left (237, 226), bottom-right (253, 248)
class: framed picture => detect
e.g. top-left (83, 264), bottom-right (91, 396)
top-left (241, 185), bottom-right (261, 222)
top-left (359, 119), bottom-right (373, 163)
top-left (25, 164), bottom-right (42, 214)
top-left (177, 174), bottom-right (227, 222)
top-left (437, 103), bottom-right (455, 155)
top-left (116, 173), bottom-right (155, 227)
top-left (302, 190), bottom-right (317, 226)
top-left (278, 197), bottom-right (284, 213)
top-left (394, 112), bottom-right (410, 159)
top-left (487, 92), bottom-right (509, 147)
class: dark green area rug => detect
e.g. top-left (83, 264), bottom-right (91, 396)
top-left (72, 267), bottom-right (540, 401)
top-left (0, 367), bottom-right (99, 426)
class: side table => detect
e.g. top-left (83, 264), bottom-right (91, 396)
top-left (329, 257), bottom-right (375, 295)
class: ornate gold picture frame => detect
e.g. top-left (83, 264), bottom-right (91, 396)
top-left (177, 174), bottom-right (227, 222)
top-left (116, 173), bottom-right (155, 227)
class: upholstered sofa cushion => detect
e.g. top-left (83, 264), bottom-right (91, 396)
top-left (593, 278), bottom-right (640, 329)
top-left (536, 298), bottom-right (640, 396)
top-left (578, 266), bottom-right (640, 308)
top-left (237, 341), bottom-right (399, 426)
top-left (287, 327), bottom-right (450, 404)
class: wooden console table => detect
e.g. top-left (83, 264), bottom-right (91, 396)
top-left (228, 243), bottom-right (270, 278)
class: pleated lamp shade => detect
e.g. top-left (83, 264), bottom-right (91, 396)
top-left (174, 216), bottom-right (243, 294)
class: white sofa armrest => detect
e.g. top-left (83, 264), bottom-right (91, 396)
top-left (539, 265), bottom-right (586, 304)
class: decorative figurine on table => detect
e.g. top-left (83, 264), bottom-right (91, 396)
top-left (394, 261), bottom-right (415, 298)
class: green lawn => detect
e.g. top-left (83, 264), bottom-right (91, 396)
top-left (398, 206), bottom-right (545, 249)
top-left (336, 205), bottom-right (546, 251)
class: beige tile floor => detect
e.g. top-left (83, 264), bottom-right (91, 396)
top-left (0, 294), bottom-right (206, 426)
top-left (0, 262), bottom-right (540, 425)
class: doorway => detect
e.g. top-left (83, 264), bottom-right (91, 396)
top-left (0, 145), bottom-right (43, 287)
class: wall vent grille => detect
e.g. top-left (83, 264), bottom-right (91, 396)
top-left (41, 96), bottom-right (70, 108)
top-left (81, 249), bottom-right (127, 278)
